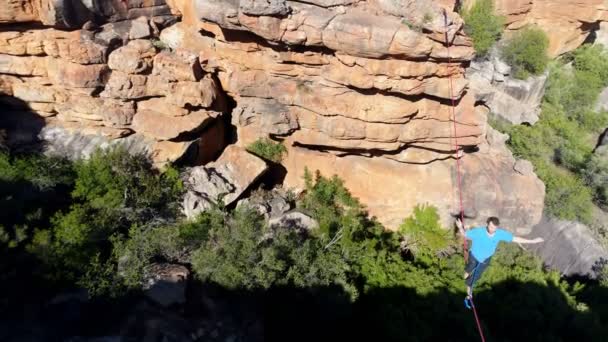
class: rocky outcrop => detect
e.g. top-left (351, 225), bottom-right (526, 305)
top-left (466, 50), bottom-right (547, 124)
top-left (463, 0), bottom-right (608, 57)
top-left (269, 211), bottom-right (319, 231)
top-left (0, 10), bottom-right (227, 167)
top-left (283, 113), bottom-right (545, 231)
top-left (529, 217), bottom-right (608, 277)
top-left (0, 0), bottom-right (177, 29)
top-left (1, 0), bottom-right (545, 232)
top-left (154, 0), bottom-right (546, 230)
top-left (237, 188), bottom-right (292, 219)
top-left (183, 145), bottom-right (268, 218)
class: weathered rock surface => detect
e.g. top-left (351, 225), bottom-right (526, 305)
top-left (183, 146), bottom-right (268, 218)
top-left (153, 0), bottom-right (545, 232)
top-left (0, 10), bottom-right (226, 167)
top-left (2, 0), bottom-right (546, 258)
top-left (237, 188), bottom-right (292, 219)
top-left (463, 0), bottom-right (608, 57)
top-left (269, 211), bottom-right (319, 231)
top-left (467, 51), bottom-right (548, 124)
top-left (0, 0), bottom-right (175, 29)
top-left (133, 109), bottom-right (218, 140)
top-left (529, 217), bottom-right (608, 277)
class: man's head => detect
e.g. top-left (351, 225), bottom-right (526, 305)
top-left (486, 217), bottom-right (500, 234)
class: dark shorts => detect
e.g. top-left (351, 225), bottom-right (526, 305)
top-left (465, 254), bottom-right (491, 287)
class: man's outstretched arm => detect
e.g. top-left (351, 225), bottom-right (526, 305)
top-left (455, 218), bottom-right (467, 237)
top-left (512, 236), bottom-right (544, 244)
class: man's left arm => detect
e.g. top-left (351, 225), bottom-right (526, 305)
top-left (512, 236), bottom-right (544, 244)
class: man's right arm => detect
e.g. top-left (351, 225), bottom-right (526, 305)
top-left (455, 218), bottom-right (467, 238)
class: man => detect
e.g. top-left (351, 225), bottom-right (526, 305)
top-left (455, 216), bottom-right (544, 308)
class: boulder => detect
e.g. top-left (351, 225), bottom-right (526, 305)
top-left (183, 146), bottom-right (268, 218)
top-left (529, 217), bottom-right (608, 277)
top-left (237, 188), bottom-right (292, 219)
top-left (107, 40), bottom-right (156, 74)
top-left (268, 211), bottom-right (319, 231)
top-left (152, 50), bottom-right (202, 82)
top-left (467, 51), bottom-right (547, 125)
top-left (143, 263), bottom-right (189, 308)
top-left (129, 16), bottom-right (151, 40)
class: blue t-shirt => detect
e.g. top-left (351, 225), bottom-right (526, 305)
top-left (466, 227), bottom-right (513, 262)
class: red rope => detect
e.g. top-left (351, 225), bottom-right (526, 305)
top-left (470, 298), bottom-right (487, 342)
top-left (442, 9), bottom-right (467, 261)
top-left (443, 9), bottom-right (486, 342)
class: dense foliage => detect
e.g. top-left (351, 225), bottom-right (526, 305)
top-left (2, 150), bottom-right (608, 340)
top-left (498, 45), bottom-right (608, 222)
top-left (246, 138), bottom-right (287, 163)
top-left (0, 148), bottom-right (183, 300)
top-left (501, 26), bottom-right (549, 79)
top-left (461, 0), bottom-right (505, 56)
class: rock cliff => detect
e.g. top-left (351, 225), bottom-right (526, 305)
top-left (463, 0), bottom-right (608, 57)
top-left (0, 0), bottom-right (545, 232)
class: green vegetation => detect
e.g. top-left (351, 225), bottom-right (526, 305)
top-left (0, 147), bottom-right (183, 299)
top-left (398, 204), bottom-right (453, 265)
top-left (246, 138), bottom-right (287, 163)
top-left (494, 45), bottom-right (608, 222)
top-left (583, 146), bottom-right (608, 206)
top-left (462, 0), bottom-right (505, 56)
top-left (501, 26), bottom-right (549, 79)
top-left (2, 147), bottom-right (608, 340)
top-left (151, 38), bottom-right (169, 51)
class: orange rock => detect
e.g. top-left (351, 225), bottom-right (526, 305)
top-left (132, 109), bottom-right (218, 140)
top-left (464, 0), bottom-right (608, 57)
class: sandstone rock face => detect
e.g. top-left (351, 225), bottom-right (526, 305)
top-left (183, 146), bottom-right (268, 218)
top-left (467, 51), bottom-right (548, 124)
top-left (0, 0), bottom-right (175, 29)
top-left (0, 10), bottom-right (227, 167)
top-left (2, 0), bottom-right (545, 239)
top-left (161, 0), bottom-right (544, 231)
top-left (463, 0), bottom-right (608, 57)
top-left (283, 124), bottom-right (545, 231)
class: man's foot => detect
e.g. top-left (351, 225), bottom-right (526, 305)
top-left (464, 295), bottom-right (473, 309)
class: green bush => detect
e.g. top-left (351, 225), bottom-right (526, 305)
top-left (190, 206), bottom-right (356, 297)
top-left (3, 150), bottom-right (608, 339)
top-left (536, 161), bottom-right (594, 222)
top-left (501, 26), bottom-right (549, 79)
top-left (462, 0), bottom-right (505, 56)
top-left (22, 147), bottom-right (184, 295)
top-left (246, 138), bottom-right (287, 163)
top-left (398, 204), bottom-right (452, 266)
top-left (584, 146), bottom-right (608, 206)
top-left (503, 45), bottom-right (608, 222)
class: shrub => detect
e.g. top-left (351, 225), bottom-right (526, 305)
top-left (501, 26), bottom-right (549, 79)
top-left (398, 204), bottom-right (452, 265)
top-left (462, 0), bottom-right (505, 56)
top-left (504, 46), bottom-right (608, 223)
top-left (246, 138), bottom-right (287, 163)
top-left (535, 161), bottom-right (594, 223)
top-left (24, 147), bottom-right (184, 294)
top-left (583, 146), bottom-right (608, 206)
top-left (190, 206), bottom-right (355, 297)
